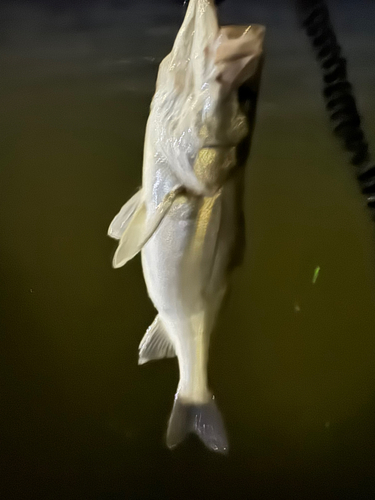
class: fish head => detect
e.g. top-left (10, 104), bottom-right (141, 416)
top-left (199, 24), bottom-right (266, 147)
top-left (152, 1), bottom-right (265, 193)
top-left (193, 23), bottom-right (265, 192)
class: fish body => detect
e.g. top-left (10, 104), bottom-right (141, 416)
top-left (108, 0), bottom-right (265, 453)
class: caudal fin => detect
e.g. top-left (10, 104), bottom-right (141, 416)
top-left (166, 395), bottom-right (228, 454)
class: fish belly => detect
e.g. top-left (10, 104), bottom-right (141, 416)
top-left (141, 175), bottom-right (240, 402)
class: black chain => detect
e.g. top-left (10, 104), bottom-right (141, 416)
top-left (297, 0), bottom-right (375, 218)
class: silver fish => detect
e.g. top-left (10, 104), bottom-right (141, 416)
top-left (108, 0), bottom-right (265, 453)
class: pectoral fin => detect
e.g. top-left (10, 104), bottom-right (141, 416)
top-left (108, 189), bottom-right (143, 240)
top-left (112, 186), bottom-right (183, 269)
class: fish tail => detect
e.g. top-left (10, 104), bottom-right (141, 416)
top-left (166, 393), bottom-right (228, 454)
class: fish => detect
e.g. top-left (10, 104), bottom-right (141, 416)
top-left (108, 0), bottom-right (265, 453)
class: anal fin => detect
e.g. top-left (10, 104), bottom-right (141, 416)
top-left (138, 315), bottom-right (175, 365)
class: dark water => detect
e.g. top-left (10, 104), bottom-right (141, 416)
top-left (1, 1), bottom-right (375, 498)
